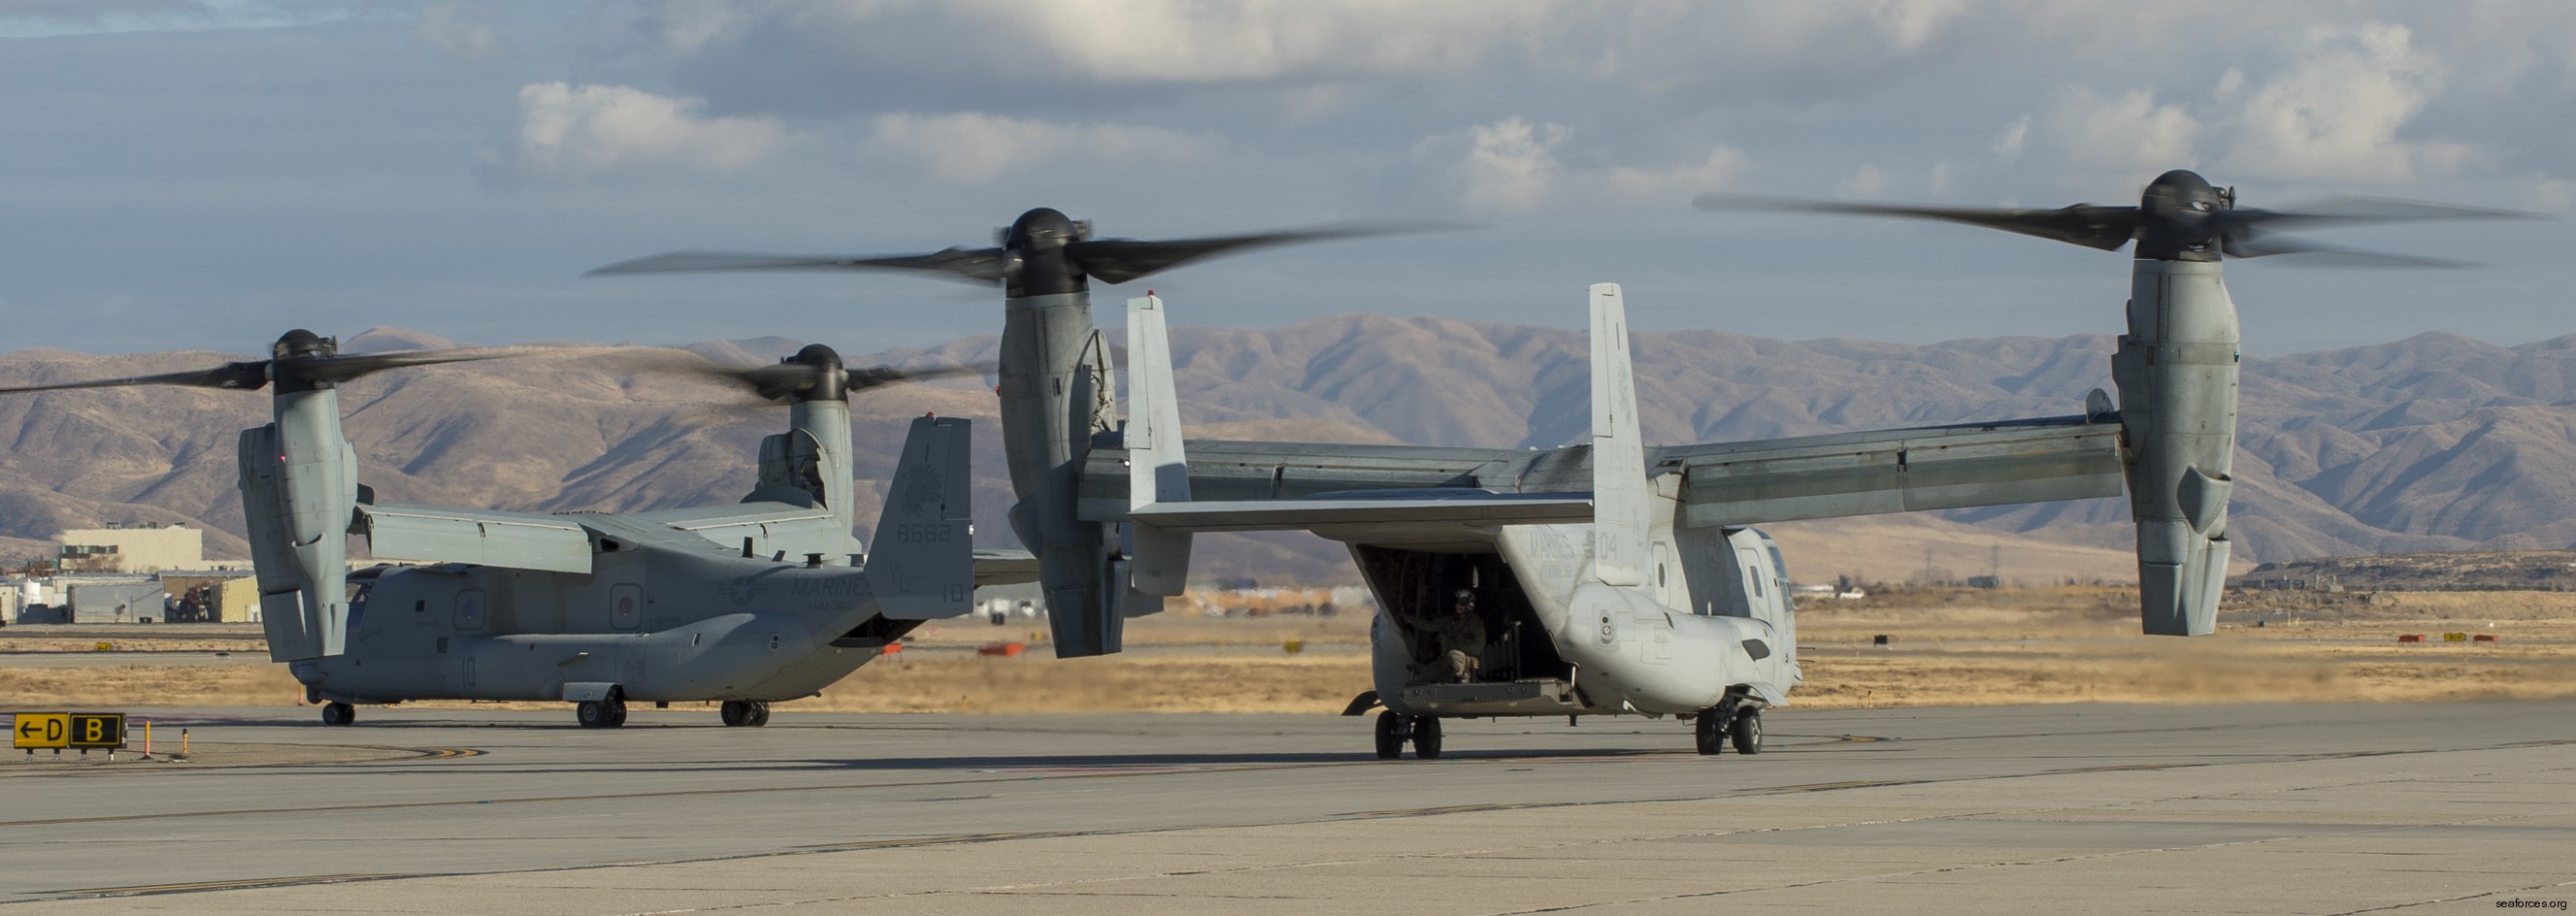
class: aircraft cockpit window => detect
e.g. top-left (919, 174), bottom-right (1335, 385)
top-left (346, 582), bottom-right (372, 633)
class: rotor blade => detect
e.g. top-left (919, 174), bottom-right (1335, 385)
top-left (587, 247), bottom-right (1013, 284)
top-left (846, 363), bottom-right (991, 392)
top-left (2226, 197), bottom-right (2545, 234)
top-left (294, 348), bottom-right (528, 385)
top-left (2219, 231), bottom-right (2477, 268)
top-left (588, 349), bottom-right (992, 402)
top-left (1694, 192), bottom-right (2142, 251)
top-left (0, 360), bottom-right (269, 395)
top-left (1067, 221), bottom-right (1470, 285)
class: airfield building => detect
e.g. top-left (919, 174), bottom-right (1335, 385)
top-left (54, 523), bottom-right (205, 573)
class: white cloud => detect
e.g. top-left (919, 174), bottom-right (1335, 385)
top-left (1453, 117), bottom-right (1569, 215)
top-left (688, 1), bottom-right (1997, 97)
top-left (1991, 114), bottom-right (2030, 160)
top-left (651, 2), bottom-right (742, 54)
top-left (2014, 22), bottom-right (2485, 192)
top-left (930, 1), bottom-right (1549, 83)
top-left (0, 0), bottom-right (355, 37)
top-left (2218, 23), bottom-right (2466, 184)
top-left (2032, 86), bottom-right (2205, 181)
top-left (1835, 164), bottom-right (1893, 199)
top-left (861, 112), bottom-right (1220, 185)
top-left (1417, 116), bottom-right (1743, 216)
top-left (419, 3), bottom-right (505, 60)
top-left (1866, 0), bottom-right (1967, 53)
top-left (508, 82), bottom-right (790, 180)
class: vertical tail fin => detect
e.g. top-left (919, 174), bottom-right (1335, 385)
top-left (1123, 293), bottom-right (1195, 598)
top-left (1589, 282), bottom-right (1649, 587)
top-left (866, 416), bottom-right (975, 619)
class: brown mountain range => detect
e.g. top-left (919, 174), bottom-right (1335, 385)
top-left (3, 319), bottom-right (2569, 585)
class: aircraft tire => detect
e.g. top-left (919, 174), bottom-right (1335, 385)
top-left (577, 701), bottom-right (609, 728)
top-left (721, 701), bottom-right (752, 727)
top-left (1731, 708), bottom-right (1763, 755)
top-left (1410, 715), bottom-right (1443, 760)
top-left (746, 703), bottom-right (771, 727)
top-left (1373, 710), bottom-right (1407, 759)
top-left (320, 702), bottom-right (354, 726)
top-left (603, 698), bottom-right (628, 728)
top-left (1694, 711), bottom-right (1724, 756)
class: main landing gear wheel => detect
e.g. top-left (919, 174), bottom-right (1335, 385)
top-left (1731, 707), bottom-right (1764, 755)
top-left (320, 702), bottom-right (354, 726)
top-left (721, 700), bottom-right (775, 727)
top-left (577, 698), bottom-right (628, 729)
top-left (1693, 711), bottom-right (1724, 756)
top-left (1409, 715), bottom-right (1444, 760)
top-left (1374, 710), bottom-right (1407, 759)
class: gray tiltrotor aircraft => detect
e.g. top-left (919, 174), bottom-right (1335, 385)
top-left (598, 175), bottom-right (2514, 756)
top-left (1, 333), bottom-right (981, 727)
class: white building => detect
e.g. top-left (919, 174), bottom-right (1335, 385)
top-left (54, 523), bottom-right (205, 573)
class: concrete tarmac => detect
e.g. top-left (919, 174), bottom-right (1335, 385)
top-left (1, 702), bottom-right (2569, 914)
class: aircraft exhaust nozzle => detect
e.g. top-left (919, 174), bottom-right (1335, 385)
top-left (2177, 467), bottom-right (2231, 534)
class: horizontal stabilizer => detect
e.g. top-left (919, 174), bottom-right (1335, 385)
top-left (973, 548), bottom-right (1040, 588)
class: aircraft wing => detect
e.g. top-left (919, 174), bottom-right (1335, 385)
top-left (1077, 440), bottom-right (1526, 521)
top-left (629, 503), bottom-right (851, 553)
top-left (1128, 490), bottom-right (1594, 549)
top-left (1664, 414), bottom-right (2126, 527)
top-left (973, 548), bottom-right (1040, 587)
top-left (1130, 492), bottom-right (1595, 532)
top-left (358, 504), bottom-right (595, 573)
top-left (1079, 413), bottom-right (2123, 532)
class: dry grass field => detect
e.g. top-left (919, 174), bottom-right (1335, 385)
top-left (5, 586), bottom-right (2571, 715)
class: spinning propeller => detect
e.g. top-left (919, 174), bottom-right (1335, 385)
top-left (590, 208), bottom-right (1458, 297)
top-left (1695, 169), bottom-right (2537, 266)
top-left (0, 330), bottom-right (515, 396)
top-left (631, 344), bottom-right (990, 404)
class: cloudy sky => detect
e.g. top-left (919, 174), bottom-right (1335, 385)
top-left (4, 1), bottom-right (2573, 358)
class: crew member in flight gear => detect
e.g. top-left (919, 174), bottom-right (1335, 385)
top-left (1431, 588), bottom-right (1488, 683)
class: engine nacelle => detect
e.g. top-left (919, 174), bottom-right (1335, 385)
top-left (2110, 259), bottom-right (2239, 636)
top-left (239, 387), bottom-right (358, 661)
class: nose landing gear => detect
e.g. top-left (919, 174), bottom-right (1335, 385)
top-left (1373, 710), bottom-right (1445, 760)
top-left (1694, 699), bottom-right (1763, 756)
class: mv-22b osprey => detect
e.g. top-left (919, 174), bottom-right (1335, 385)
top-left (598, 171), bottom-right (2512, 757)
top-left (0, 335), bottom-right (987, 728)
